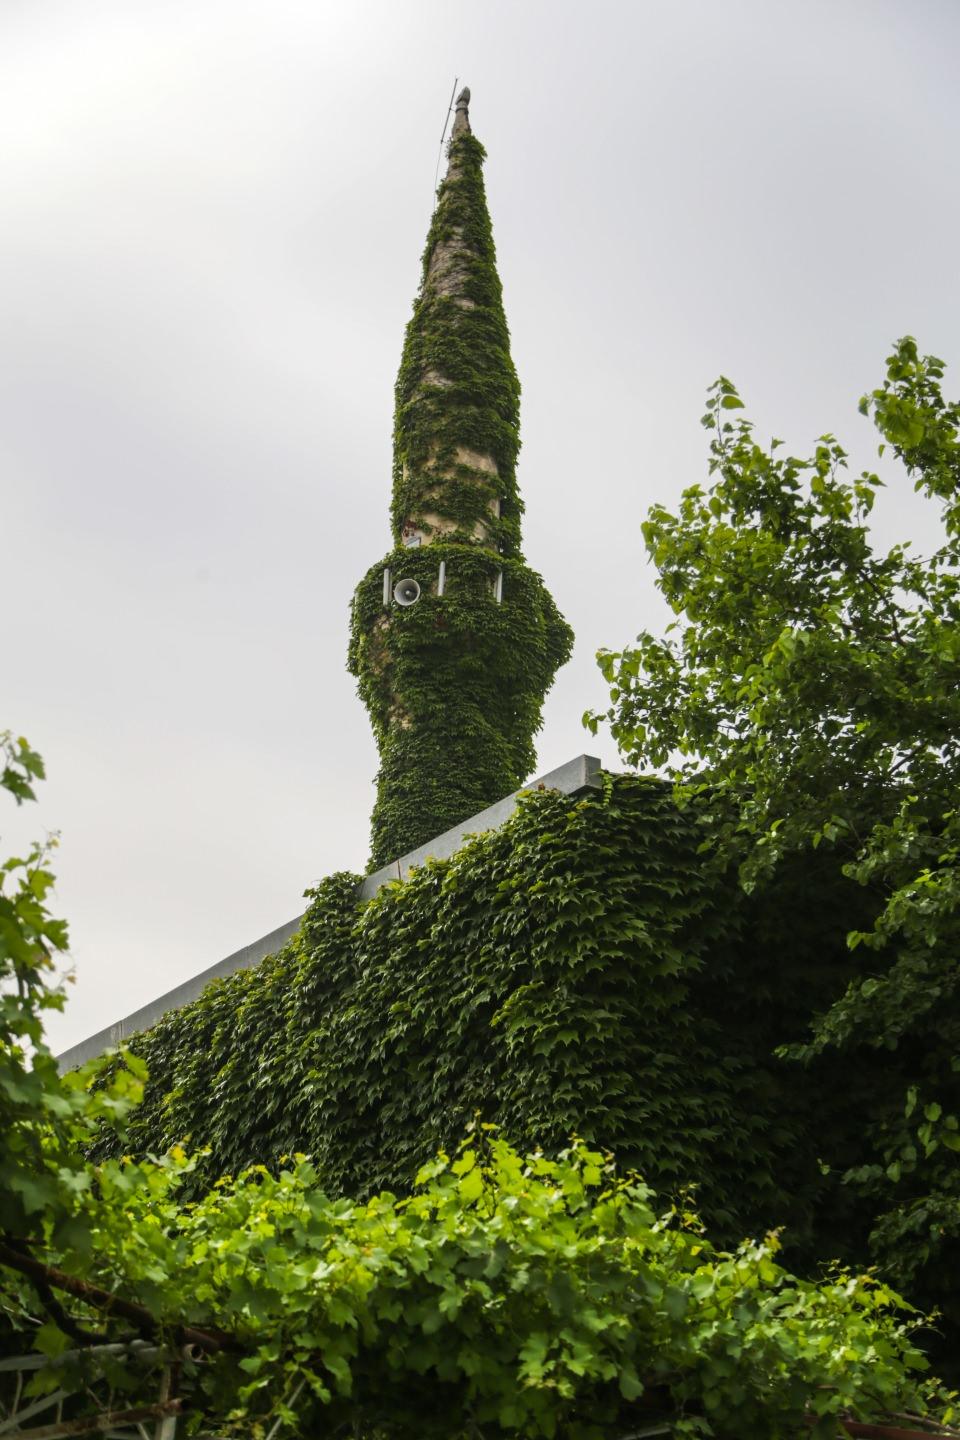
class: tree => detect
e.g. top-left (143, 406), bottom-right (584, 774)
top-left (588, 338), bottom-right (960, 1325)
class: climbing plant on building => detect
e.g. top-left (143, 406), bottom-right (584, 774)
top-left (5, 732), bottom-right (955, 1438)
top-left (96, 770), bottom-right (883, 1276)
top-left (349, 543), bottom-right (571, 868)
top-left (391, 128), bottom-right (523, 555)
top-left (349, 91), bottom-right (572, 868)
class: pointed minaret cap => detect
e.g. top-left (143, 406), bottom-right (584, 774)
top-left (392, 80), bottom-right (519, 554)
top-left (450, 86), bottom-right (471, 143)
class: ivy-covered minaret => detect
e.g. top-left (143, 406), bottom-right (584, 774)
top-left (349, 88), bottom-right (573, 867)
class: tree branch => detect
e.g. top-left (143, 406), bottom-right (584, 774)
top-left (0, 1239), bottom-right (228, 1354)
top-left (7, 1399), bottom-right (181, 1438)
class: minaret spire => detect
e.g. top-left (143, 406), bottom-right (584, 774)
top-left (450, 85), bottom-right (471, 141)
top-left (391, 82), bottom-right (521, 558)
top-left (349, 90), bottom-right (573, 867)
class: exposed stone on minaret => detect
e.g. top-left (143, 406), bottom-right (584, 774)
top-left (349, 90), bottom-right (573, 867)
top-left (450, 85), bottom-right (471, 140)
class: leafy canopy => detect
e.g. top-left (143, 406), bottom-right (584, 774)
top-left (588, 338), bottom-right (960, 1312)
top-left (0, 730), bottom-right (145, 1253)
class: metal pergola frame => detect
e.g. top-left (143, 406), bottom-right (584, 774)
top-left (0, 1339), bottom-right (222, 1439)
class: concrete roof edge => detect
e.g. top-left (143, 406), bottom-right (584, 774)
top-left (57, 753), bottom-right (602, 1072)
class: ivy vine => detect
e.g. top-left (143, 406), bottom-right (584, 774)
top-left (97, 776), bottom-right (884, 1278)
top-left (391, 132), bottom-right (521, 553)
top-left (350, 125), bottom-right (572, 865)
top-left (349, 544), bottom-right (571, 865)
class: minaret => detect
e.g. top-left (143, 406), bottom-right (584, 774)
top-left (349, 88), bottom-right (573, 868)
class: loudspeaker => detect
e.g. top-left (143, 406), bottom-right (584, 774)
top-left (393, 577), bottom-right (421, 607)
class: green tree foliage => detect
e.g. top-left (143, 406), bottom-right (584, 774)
top-left (588, 338), bottom-right (960, 1330)
top-left (7, 1130), bottom-right (955, 1440)
top-left (350, 126), bottom-right (572, 867)
top-left (0, 731), bottom-right (143, 1263)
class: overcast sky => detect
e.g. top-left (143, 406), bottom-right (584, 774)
top-left (3, 0), bottom-right (958, 1054)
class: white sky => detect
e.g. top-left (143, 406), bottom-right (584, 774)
top-left (2, 0), bottom-right (958, 1053)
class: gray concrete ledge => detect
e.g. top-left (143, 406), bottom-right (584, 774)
top-left (56, 915), bottom-right (304, 1073)
top-left (358, 753), bottom-right (602, 900)
top-left (57, 754), bottom-right (601, 1071)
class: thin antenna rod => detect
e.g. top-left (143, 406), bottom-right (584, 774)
top-left (432, 77), bottom-right (459, 209)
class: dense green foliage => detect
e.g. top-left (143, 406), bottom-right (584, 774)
top-left (589, 338), bottom-right (960, 1340)
top-left (0, 731), bottom-right (141, 1256)
top-left (101, 776), bottom-right (883, 1272)
top-left (9, 1135), bottom-right (954, 1440)
top-left (351, 124), bottom-right (571, 866)
top-left (350, 544), bottom-right (571, 866)
top-left (8, 332), bottom-right (960, 1434)
top-left (6, 737), bottom-right (955, 1437)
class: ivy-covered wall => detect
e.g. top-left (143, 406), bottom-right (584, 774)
top-left (99, 776), bottom-right (886, 1270)
top-left (350, 115), bottom-right (572, 868)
